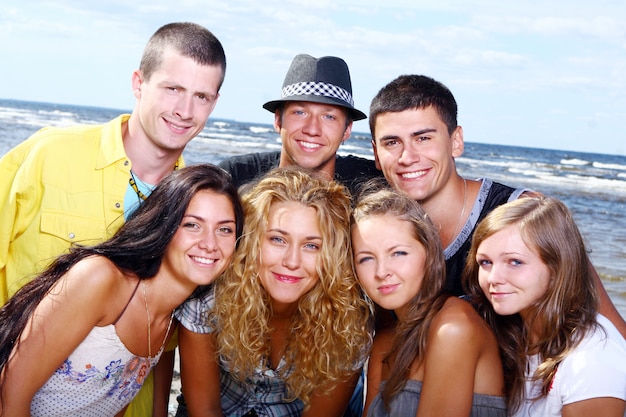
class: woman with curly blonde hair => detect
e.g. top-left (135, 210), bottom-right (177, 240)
top-left (177, 167), bottom-right (373, 416)
top-left (463, 196), bottom-right (626, 416)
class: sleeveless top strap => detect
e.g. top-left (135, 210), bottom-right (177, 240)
top-left (113, 279), bottom-right (141, 325)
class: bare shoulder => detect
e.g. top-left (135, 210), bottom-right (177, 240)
top-left (53, 255), bottom-right (133, 313)
top-left (38, 255), bottom-right (135, 327)
top-left (64, 255), bottom-right (126, 291)
top-left (428, 297), bottom-right (491, 344)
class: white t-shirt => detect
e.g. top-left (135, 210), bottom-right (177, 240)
top-left (513, 314), bottom-right (626, 417)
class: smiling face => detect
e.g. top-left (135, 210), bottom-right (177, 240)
top-left (276, 101), bottom-right (352, 179)
top-left (258, 201), bottom-right (322, 312)
top-left (476, 224), bottom-right (551, 320)
top-left (162, 189), bottom-right (237, 289)
top-left (352, 214), bottom-right (427, 319)
top-left (372, 106), bottom-right (463, 204)
top-left (131, 48), bottom-right (222, 153)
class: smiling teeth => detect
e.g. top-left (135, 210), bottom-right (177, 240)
top-left (192, 256), bottom-right (216, 265)
top-left (401, 171), bottom-right (427, 179)
top-left (300, 141), bottom-right (321, 149)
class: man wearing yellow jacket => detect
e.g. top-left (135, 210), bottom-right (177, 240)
top-left (0, 22), bottom-right (226, 417)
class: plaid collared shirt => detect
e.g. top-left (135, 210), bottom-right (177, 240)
top-left (175, 286), bottom-right (215, 334)
top-left (176, 287), bottom-right (303, 416)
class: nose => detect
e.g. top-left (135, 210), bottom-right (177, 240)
top-left (282, 244), bottom-right (301, 270)
top-left (485, 264), bottom-right (505, 286)
top-left (302, 115), bottom-right (321, 136)
top-left (174, 96), bottom-right (194, 120)
top-left (374, 259), bottom-right (390, 281)
top-left (398, 142), bottom-right (419, 166)
top-left (198, 230), bottom-right (218, 251)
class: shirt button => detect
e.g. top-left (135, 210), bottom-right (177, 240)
top-left (124, 160), bottom-right (129, 166)
top-left (115, 202), bottom-right (121, 208)
top-left (68, 233), bottom-right (75, 239)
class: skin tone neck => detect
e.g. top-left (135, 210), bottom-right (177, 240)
top-left (372, 107), bottom-right (477, 247)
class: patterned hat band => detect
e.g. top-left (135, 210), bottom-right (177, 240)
top-left (281, 81), bottom-right (354, 106)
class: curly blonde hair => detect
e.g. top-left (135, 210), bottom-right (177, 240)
top-left (212, 167), bottom-right (373, 406)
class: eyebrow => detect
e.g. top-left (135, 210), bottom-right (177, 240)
top-left (411, 128), bottom-right (437, 137)
top-left (184, 214), bottom-right (236, 224)
top-left (377, 128), bottom-right (437, 142)
top-left (268, 228), bottom-right (322, 241)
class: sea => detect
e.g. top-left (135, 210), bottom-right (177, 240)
top-left (1, 98), bottom-right (625, 316)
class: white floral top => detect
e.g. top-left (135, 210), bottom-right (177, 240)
top-left (30, 323), bottom-right (164, 417)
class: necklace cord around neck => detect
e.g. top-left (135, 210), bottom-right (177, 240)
top-left (128, 160), bottom-right (180, 202)
top-left (141, 281), bottom-right (152, 357)
top-left (451, 177), bottom-right (468, 240)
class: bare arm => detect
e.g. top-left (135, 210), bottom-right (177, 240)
top-left (562, 397), bottom-right (626, 417)
top-left (178, 326), bottom-right (222, 417)
top-left (592, 263), bottom-right (626, 339)
top-left (0, 257), bottom-right (121, 414)
top-left (152, 346), bottom-right (176, 417)
top-left (416, 304), bottom-right (492, 417)
top-left (302, 372), bottom-right (361, 417)
top-left (362, 328), bottom-right (394, 416)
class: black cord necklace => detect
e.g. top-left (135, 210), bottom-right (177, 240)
top-left (128, 161), bottom-right (179, 201)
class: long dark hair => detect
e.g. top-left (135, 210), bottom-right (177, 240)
top-left (0, 163), bottom-right (243, 383)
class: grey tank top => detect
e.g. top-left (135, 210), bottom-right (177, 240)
top-left (367, 380), bottom-right (507, 417)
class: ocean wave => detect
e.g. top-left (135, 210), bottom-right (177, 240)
top-left (505, 167), bottom-right (626, 193)
top-left (249, 126), bottom-right (274, 134)
top-left (593, 161), bottom-right (626, 171)
top-left (212, 121), bottom-right (230, 129)
top-left (561, 158), bottom-right (591, 166)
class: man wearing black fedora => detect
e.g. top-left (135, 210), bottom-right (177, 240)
top-left (217, 53), bottom-right (383, 196)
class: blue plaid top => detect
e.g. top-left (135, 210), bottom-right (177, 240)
top-left (176, 287), bottom-right (303, 416)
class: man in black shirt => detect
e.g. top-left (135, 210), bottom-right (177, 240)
top-left (218, 53), bottom-right (383, 195)
top-left (368, 74), bottom-right (626, 335)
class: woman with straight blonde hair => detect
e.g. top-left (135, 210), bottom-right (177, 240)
top-left (352, 185), bottom-right (506, 417)
top-left (464, 196), bottom-right (626, 416)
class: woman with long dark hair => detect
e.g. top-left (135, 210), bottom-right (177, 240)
top-left (0, 164), bottom-right (243, 416)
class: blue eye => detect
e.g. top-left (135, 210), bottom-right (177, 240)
top-left (304, 242), bottom-right (320, 251)
top-left (357, 256), bottom-right (373, 264)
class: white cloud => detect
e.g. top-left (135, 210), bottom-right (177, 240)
top-left (0, 0), bottom-right (625, 154)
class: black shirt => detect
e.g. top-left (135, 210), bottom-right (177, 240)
top-left (218, 151), bottom-right (384, 196)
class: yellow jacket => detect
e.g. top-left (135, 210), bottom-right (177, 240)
top-left (0, 114), bottom-right (184, 416)
top-left (0, 115), bottom-right (131, 302)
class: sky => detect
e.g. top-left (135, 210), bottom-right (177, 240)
top-left (1, 0), bottom-right (625, 155)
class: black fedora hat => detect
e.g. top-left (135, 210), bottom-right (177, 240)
top-left (263, 54), bottom-right (367, 121)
